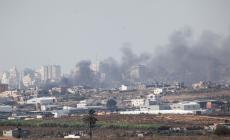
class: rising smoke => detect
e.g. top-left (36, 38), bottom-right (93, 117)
top-left (70, 28), bottom-right (230, 87)
top-left (71, 60), bottom-right (97, 86)
top-left (149, 28), bottom-right (230, 84)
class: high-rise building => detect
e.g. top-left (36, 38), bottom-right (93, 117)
top-left (39, 65), bottom-right (61, 83)
top-left (129, 65), bottom-right (145, 81)
top-left (22, 74), bottom-right (33, 87)
top-left (9, 66), bottom-right (20, 89)
top-left (40, 66), bottom-right (48, 82)
top-left (50, 65), bottom-right (61, 82)
top-left (3, 66), bottom-right (20, 89)
top-left (1, 72), bottom-right (9, 85)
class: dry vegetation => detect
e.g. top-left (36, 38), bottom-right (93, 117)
top-left (3, 136), bottom-right (229, 140)
top-left (39, 114), bottom-right (230, 127)
top-left (162, 90), bottom-right (230, 102)
top-left (1, 114), bottom-right (230, 139)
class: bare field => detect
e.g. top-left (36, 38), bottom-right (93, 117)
top-left (162, 90), bottom-right (230, 102)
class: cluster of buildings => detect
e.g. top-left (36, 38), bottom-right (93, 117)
top-left (39, 65), bottom-right (61, 83)
top-left (0, 91), bottom-right (225, 121)
top-left (192, 81), bottom-right (230, 90)
top-left (0, 64), bottom-right (230, 121)
top-left (120, 94), bottom-right (224, 115)
top-left (0, 65), bottom-right (61, 89)
top-left (118, 81), bottom-right (184, 94)
top-left (0, 79), bottom-right (227, 120)
top-left (1, 66), bottom-right (20, 89)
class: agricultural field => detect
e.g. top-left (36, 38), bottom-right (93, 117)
top-left (0, 114), bottom-right (230, 139)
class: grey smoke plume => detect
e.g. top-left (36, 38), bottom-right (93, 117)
top-left (98, 45), bottom-right (151, 87)
top-left (120, 46), bottom-right (150, 72)
top-left (72, 60), bottom-right (96, 86)
top-left (100, 28), bottom-right (230, 86)
top-left (69, 28), bottom-right (230, 87)
top-left (99, 57), bottom-right (122, 87)
top-left (99, 57), bottom-right (121, 81)
top-left (148, 28), bottom-right (230, 83)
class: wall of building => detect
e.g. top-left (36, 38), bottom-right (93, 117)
top-left (131, 99), bottom-right (144, 107)
top-left (171, 102), bottom-right (200, 110)
top-left (0, 84), bottom-right (8, 93)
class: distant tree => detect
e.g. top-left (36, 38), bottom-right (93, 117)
top-left (83, 109), bottom-right (98, 140)
top-left (14, 127), bottom-right (22, 138)
top-left (215, 126), bottom-right (230, 136)
top-left (106, 99), bottom-right (117, 112)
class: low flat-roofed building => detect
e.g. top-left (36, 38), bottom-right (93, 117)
top-left (64, 134), bottom-right (80, 139)
top-left (52, 110), bottom-right (69, 118)
top-left (26, 97), bottom-right (57, 105)
top-left (195, 100), bottom-right (221, 109)
top-left (77, 100), bottom-right (87, 109)
top-left (3, 130), bottom-right (13, 137)
top-left (0, 105), bottom-right (12, 112)
top-left (171, 101), bottom-right (200, 110)
top-left (2, 128), bottom-right (30, 138)
top-left (153, 88), bottom-right (165, 95)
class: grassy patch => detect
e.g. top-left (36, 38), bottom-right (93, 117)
top-left (0, 119), bottom-right (83, 128)
top-left (98, 121), bottom-right (160, 129)
top-left (0, 119), bottom-right (160, 129)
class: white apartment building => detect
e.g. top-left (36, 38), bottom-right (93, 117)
top-left (153, 88), bottom-right (165, 95)
top-left (39, 65), bottom-right (61, 83)
top-left (1, 72), bottom-right (9, 84)
top-left (1, 66), bottom-right (20, 89)
top-left (22, 74), bottom-right (33, 87)
top-left (77, 100), bottom-right (87, 108)
top-left (131, 99), bottom-right (145, 107)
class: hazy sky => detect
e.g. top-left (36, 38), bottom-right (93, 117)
top-left (0, 0), bottom-right (230, 73)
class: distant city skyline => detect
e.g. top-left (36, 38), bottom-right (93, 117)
top-left (0, 0), bottom-right (230, 73)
